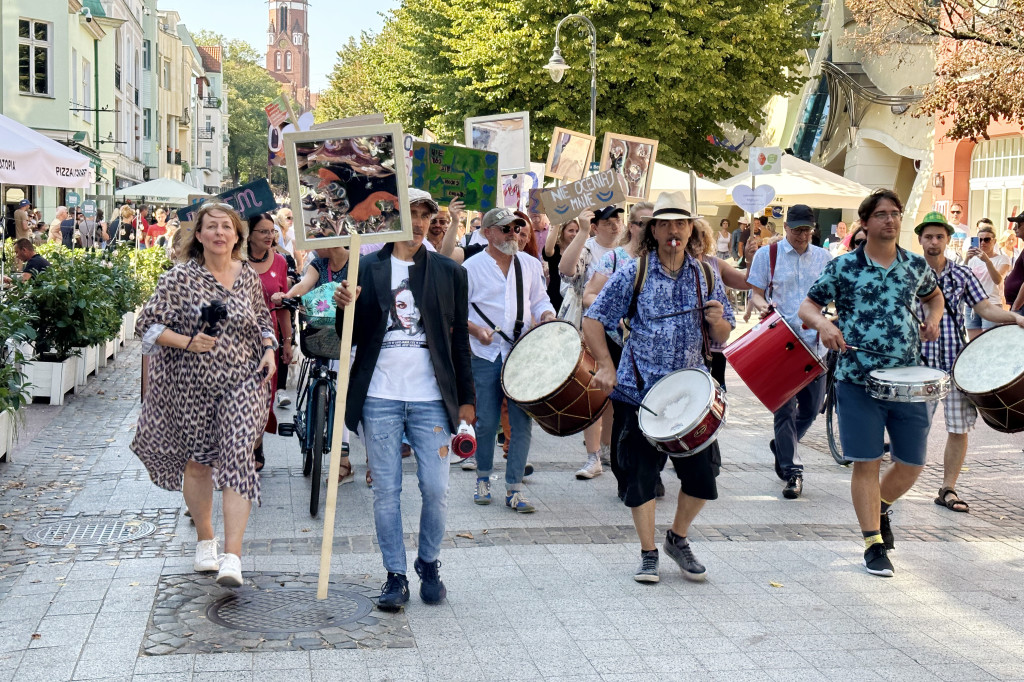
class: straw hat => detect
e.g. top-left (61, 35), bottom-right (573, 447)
top-left (639, 190), bottom-right (702, 224)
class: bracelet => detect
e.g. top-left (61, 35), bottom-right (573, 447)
top-left (185, 336), bottom-right (195, 351)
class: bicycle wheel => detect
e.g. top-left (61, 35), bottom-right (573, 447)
top-left (825, 394), bottom-right (850, 466)
top-left (309, 382), bottom-right (329, 517)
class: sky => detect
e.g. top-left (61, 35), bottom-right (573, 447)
top-left (158, 0), bottom-right (399, 92)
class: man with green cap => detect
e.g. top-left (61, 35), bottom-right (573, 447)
top-left (916, 211), bottom-right (1024, 514)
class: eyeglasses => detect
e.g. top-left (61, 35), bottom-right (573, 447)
top-left (870, 211), bottom-right (903, 222)
top-left (252, 229), bottom-right (275, 236)
top-left (787, 226), bottom-right (814, 233)
top-left (979, 237), bottom-right (994, 243)
top-left (283, 215), bottom-right (293, 221)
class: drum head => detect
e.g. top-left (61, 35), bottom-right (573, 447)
top-left (502, 321), bottom-right (582, 402)
top-left (639, 369), bottom-right (714, 439)
top-left (953, 325), bottom-right (1024, 394)
top-left (869, 366), bottom-right (947, 383)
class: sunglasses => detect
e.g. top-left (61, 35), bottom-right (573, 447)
top-left (853, 238), bottom-right (867, 246)
top-left (494, 223), bottom-right (523, 234)
top-left (950, 210), bottom-right (962, 214)
top-left (979, 237), bottom-right (993, 243)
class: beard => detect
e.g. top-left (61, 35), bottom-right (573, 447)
top-left (496, 240), bottom-right (519, 256)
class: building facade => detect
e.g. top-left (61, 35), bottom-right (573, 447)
top-left (265, 0), bottom-right (311, 111)
top-left (196, 45), bottom-right (229, 193)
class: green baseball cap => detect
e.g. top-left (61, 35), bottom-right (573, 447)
top-left (914, 211), bottom-right (954, 236)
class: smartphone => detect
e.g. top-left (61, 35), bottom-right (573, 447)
top-left (970, 237), bottom-right (979, 249)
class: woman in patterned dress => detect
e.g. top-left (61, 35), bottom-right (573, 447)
top-left (132, 204), bottom-right (278, 587)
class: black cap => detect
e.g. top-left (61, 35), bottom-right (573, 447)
top-left (786, 204), bottom-right (815, 228)
top-left (1008, 211), bottom-right (1024, 223)
top-left (593, 206), bottom-right (624, 221)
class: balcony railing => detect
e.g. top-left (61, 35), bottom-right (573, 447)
top-left (166, 150), bottom-right (182, 165)
top-left (202, 96), bottom-right (221, 108)
top-left (115, 65), bottom-right (122, 91)
top-left (197, 127), bottom-right (215, 140)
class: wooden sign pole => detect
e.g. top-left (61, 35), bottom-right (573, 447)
top-left (316, 231), bottom-right (361, 600)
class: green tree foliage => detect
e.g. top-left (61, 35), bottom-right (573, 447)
top-left (194, 31), bottom-right (284, 185)
top-left (317, 0), bottom-right (816, 175)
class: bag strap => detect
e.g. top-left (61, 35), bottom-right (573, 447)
top-left (767, 240), bottom-right (779, 305)
top-left (512, 254), bottom-right (524, 342)
top-left (622, 253), bottom-right (649, 341)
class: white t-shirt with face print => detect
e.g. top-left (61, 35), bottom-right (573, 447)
top-left (366, 257), bottom-right (443, 401)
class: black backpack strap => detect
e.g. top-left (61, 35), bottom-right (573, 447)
top-left (767, 240), bottom-right (779, 306)
top-left (513, 255), bottom-right (524, 341)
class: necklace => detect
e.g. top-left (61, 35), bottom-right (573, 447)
top-left (249, 249), bottom-right (270, 263)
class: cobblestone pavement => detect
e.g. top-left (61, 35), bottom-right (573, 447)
top-left (2, 338), bottom-right (1024, 681)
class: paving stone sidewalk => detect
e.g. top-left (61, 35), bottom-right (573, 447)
top-left (2, 339), bottom-right (1024, 681)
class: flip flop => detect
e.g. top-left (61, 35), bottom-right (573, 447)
top-left (935, 486), bottom-right (969, 513)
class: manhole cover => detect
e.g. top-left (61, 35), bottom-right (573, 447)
top-left (206, 588), bottom-right (374, 633)
top-left (24, 519), bottom-right (157, 546)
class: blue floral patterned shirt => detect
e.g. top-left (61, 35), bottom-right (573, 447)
top-left (806, 245), bottom-right (938, 386)
top-left (585, 251), bottom-right (735, 405)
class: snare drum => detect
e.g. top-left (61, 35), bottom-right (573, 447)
top-left (502, 320), bottom-right (610, 437)
top-left (866, 366), bottom-right (950, 402)
top-left (722, 311), bottom-right (826, 413)
top-left (952, 325), bottom-right (1024, 433)
top-left (638, 369), bottom-right (728, 457)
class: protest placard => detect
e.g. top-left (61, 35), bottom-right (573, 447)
top-left (538, 170), bottom-right (627, 224)
top-left (175, 179), bottom-right (276, 224)
top-left (410, 142), bottom-right (499, 212)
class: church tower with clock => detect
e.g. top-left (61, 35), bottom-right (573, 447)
top-left (266, 0), bottom-right (311, 111)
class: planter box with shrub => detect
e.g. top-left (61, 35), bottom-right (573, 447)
top-left (23, 355), bottom-right (78, 405)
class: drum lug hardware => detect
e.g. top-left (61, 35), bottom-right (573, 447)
top-left (785, 342), bottom-right (795, 351)
top-left (768, 322), bottom-right (777, 329)
top-left (804, 364), bottom-right (813, 373)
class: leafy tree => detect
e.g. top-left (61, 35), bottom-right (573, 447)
top-left (194, 31), bottom-right (284, 185)
top-left (317, 0), bottom-right (816, 175)
top-left (845, 0), bottom-right (1024, 140)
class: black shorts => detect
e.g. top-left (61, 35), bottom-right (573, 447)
top-left (615, 399), bottom-right (721, 507)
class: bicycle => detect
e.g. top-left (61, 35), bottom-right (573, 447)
top-left (276, 300), bottom-right (343, 517)
top-left (819, 348), bottom-right (849, 466)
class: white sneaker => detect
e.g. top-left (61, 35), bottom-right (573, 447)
top-left (216, 553), bottom-right (243, 587)
top-left (193, 538), bottom-right (220, 573)
top-left (461, 455), bottom-right (477, 471)
top-left (575, 452), bottom-right (603, 480)
top-left (276, 391), bottom-right (292, 408)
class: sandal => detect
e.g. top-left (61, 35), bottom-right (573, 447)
top-left (365, 469), bottom-right (373, 487)
top-left (254, 443), bottom-right (265, 472)
top-left (337, 460), bottom-right (354, 485)
top-left (935, 486), bottom-right (969, 513)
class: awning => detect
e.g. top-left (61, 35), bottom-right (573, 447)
top-left (115, 177), bottom-right (200, 204)
top-left (718, 154), bottom-right (873, 210)
top-left (650, 163), bottom-right (729, 210)
top-left (0, 114), bottom-right (95, 188)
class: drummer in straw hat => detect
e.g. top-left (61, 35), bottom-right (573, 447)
top-left (584, 190), bottom-right (735, 584)
top-left (915, 211), bottom-right (1024, 514)
top-left (799, 188), bottom-right (944, 578)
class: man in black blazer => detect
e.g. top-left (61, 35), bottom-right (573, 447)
top-left (334, 187), bottom-right (475, 612)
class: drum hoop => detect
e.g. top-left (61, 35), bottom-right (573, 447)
top-left (867, 367), bottom-right (949, 385)
top-left (639, 368), bottom-right (717, 439)
top-left (500, 320), bottom-right (585, 403)
top-left (952, 325), bottom-right (1024, 396)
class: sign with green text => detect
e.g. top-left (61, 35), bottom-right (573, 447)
top-left (410, 142), bottom-right (498, 212)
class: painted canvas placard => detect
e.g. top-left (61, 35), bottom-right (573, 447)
top-left (599, 132), bottom-right (659, 201)
top-left (544, 127), bottom-right (596, 183)
top-left (410, 141), bottom-right (499, 212)
top-left (465, 111), bottom-right (531, 174)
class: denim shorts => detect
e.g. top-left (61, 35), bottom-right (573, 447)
top-left (965, 306), bottom-right (998, 330)
top-left (835, 381), bottom-right (933, 466)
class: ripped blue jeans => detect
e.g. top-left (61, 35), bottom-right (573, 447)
top-left (361, 397), bottom-right (452, 574)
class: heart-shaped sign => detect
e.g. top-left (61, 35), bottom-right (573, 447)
top-left (733, 184), bottom-right (776, 214)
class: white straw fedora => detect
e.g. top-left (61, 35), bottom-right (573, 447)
top-left (640, 190), bottom-right (702, 224)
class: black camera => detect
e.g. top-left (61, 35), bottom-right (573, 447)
top-left (200, 300), bottom-right (228, 336)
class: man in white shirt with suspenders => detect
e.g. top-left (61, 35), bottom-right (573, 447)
top-left (464, 208), bottom-right (556, 513)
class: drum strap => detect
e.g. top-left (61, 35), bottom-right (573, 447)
top-left (767, 241), bottom-right (779, 307)
top-left (693, 261), bottom-right (715, 369)
top-left (622, 254), bottom-right (649, 342)
top-left (470, 255), bottom-right (524, 345)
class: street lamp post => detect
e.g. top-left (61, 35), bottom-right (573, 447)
top-left (543, 14), bottom-right (598, 144)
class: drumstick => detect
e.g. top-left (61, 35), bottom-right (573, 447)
top-left (902, 301), bottom-right (924, 326)
top-left (845, 345), bottom-right (905, 361)
top-left (651, 304), bottom-right (712, 321)
top-left (586, 368), bottom-right (659, 416)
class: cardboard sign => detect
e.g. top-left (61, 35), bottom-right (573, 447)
top-left (410, 142), bottom-right (498, 212)
top-left (538, 170), bottom-right (627, 224)
top-left (175, 179), bottom-right (277, 224)
top-left (749, 147), bottom-right (782, 175)
top-left (527, 188), bottom-right (543, 216)
top-left (732, 184), bottom-right (776, 214)
top-left (265, 95), bottom-right (291, 128)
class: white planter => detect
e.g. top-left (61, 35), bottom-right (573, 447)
top-left (75, 346), bottom-right (99, 388)
top-left (118, 318), bottom-right (126, 345)
top-left (0, 410), bottom-right (15, 462)
top-left (23, 356), bottom-right (78, 406)
top-left (123, 311), bottom-right (137, 341)
top-left (97, 339), bottom-right (116, 368)
top-left (107, 337), bottom-right (118, 360)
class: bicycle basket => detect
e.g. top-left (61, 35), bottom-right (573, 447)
top-left (301, 282), bottom-right (339, 329)
top-left (298, 313), bottom-right (341, 360)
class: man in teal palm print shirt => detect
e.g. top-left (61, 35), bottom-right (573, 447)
top-left (800, 189), bottom-right (944, 580)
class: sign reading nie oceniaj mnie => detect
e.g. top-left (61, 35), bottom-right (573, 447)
top-left (538, 170), bottom-right (627, 224)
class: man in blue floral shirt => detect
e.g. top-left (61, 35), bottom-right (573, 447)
top-left (800, 189), bottom-right (944, 578)
top-left (584, 191), bottom-right (734, 585)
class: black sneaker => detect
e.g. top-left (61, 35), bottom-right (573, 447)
top-left (634, 549), bottom-right (660, 583)
top-left (376, 572), bottom-right (410, 611)
top-left (880, 510), bottom-right (894, 550)
top-left (414, 557), bottom-right (447, 605)
top-left (663, 530), bottom-right (707, 582)
top-left (770, 440), bottom-right (784, 481)
top-left (524, 463), bottom-right (534, 477)
top-left (863, 543), bottom-right (894, 577)
top-left (783, 475), bottom-right (803, 499)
